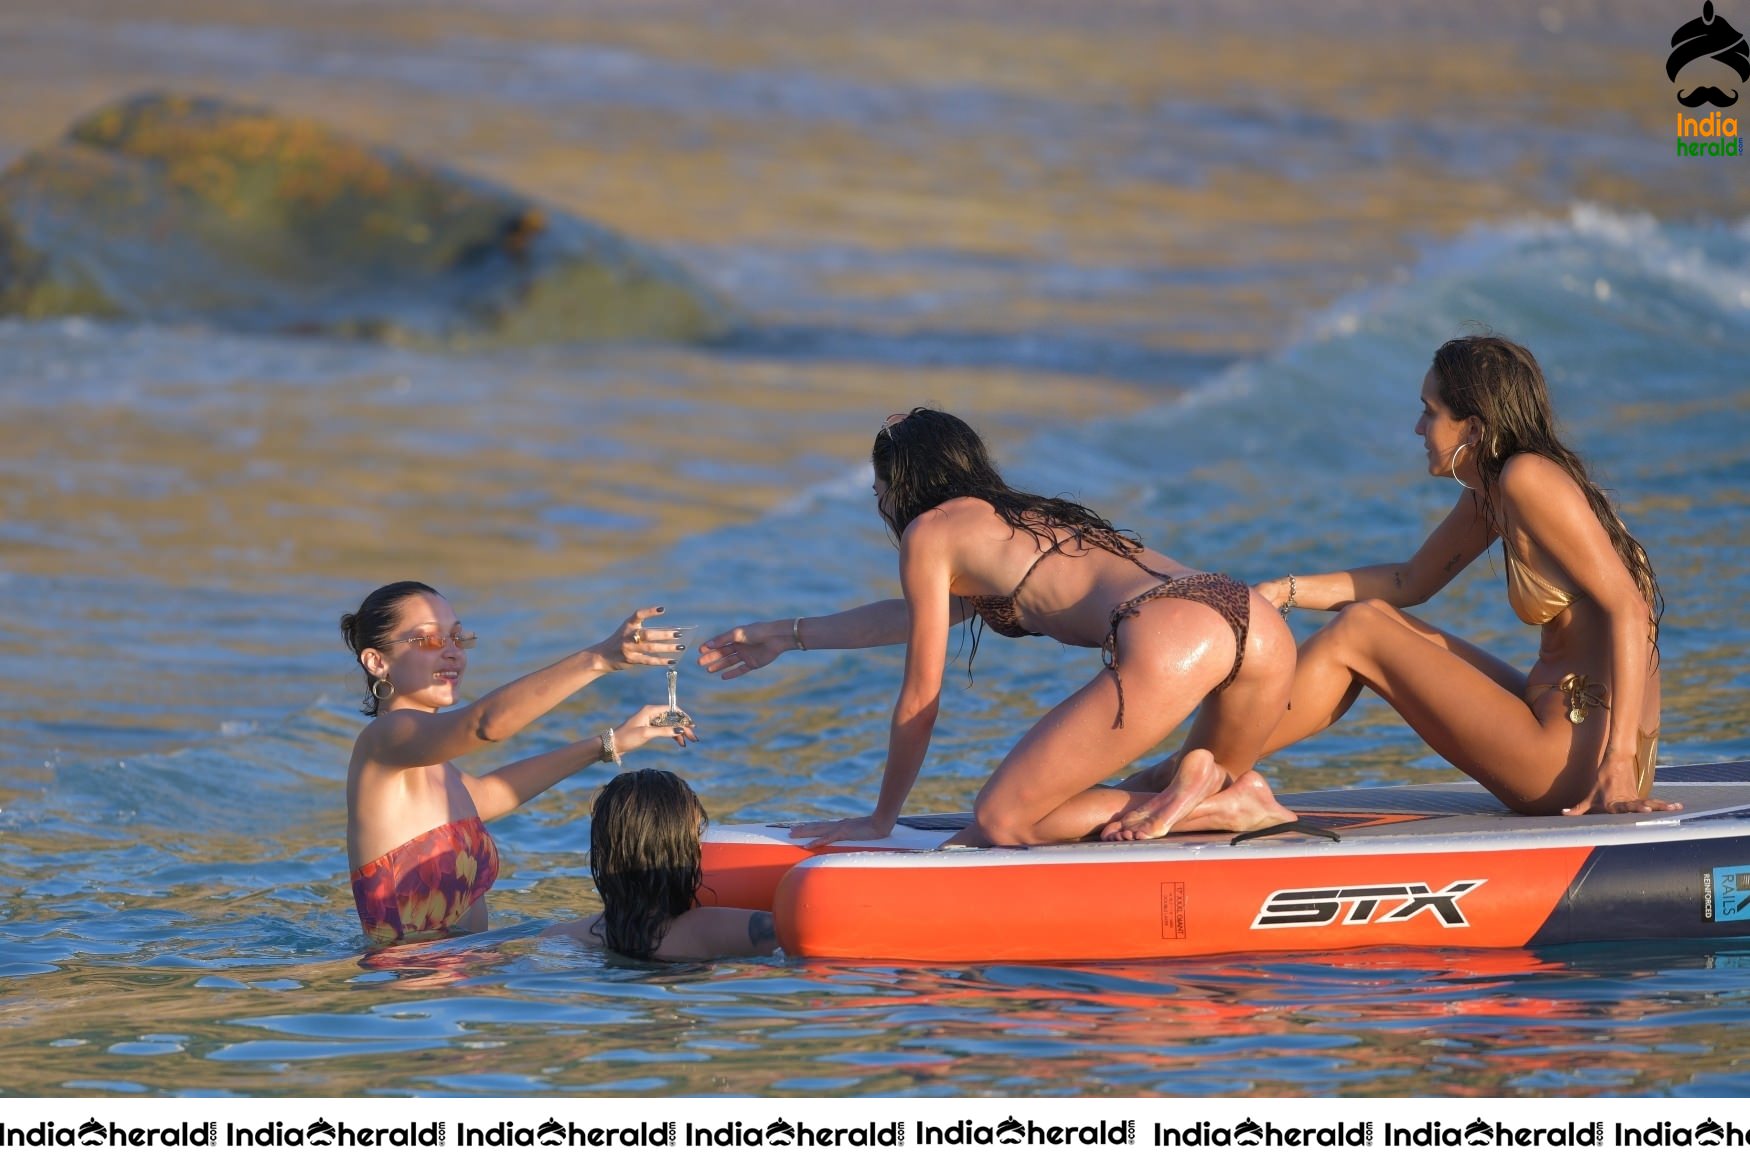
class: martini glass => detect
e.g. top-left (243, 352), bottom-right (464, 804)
top-left (643, 625), bottom-right (696, 728)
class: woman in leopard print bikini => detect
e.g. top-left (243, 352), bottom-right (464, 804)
top-left (699, 408), bottom-right (1299, 847)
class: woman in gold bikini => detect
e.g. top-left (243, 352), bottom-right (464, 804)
top-left (1118, 334), bottom-right (1676, 833)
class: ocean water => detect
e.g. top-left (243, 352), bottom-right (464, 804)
top-left (2, 1), bottom-right (1749, 1098)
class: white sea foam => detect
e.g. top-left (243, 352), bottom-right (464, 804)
top-left (754, 203), bottom-right (1750, 531)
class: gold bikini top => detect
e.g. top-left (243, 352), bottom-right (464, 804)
top-left (1505, 553), bottom-right (1573, 626)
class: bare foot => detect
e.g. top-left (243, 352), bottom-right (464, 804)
top-left (1114, 750), bottom-right (1181, 793)
top-left (1100, 749), bottom-right (1230, 841)
top-left (1172, 771), bottom-right (1297, 835)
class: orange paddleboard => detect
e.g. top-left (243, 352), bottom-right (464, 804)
top-left (699, 762), bottom-right (1750, 962)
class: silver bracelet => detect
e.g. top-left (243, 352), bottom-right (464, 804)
top-left (599, 727), bottom-right (621, 767)
top-left (792, 616), bottom-right (807, 651)
top-left (1279, 574), bottom-right (1298, 616)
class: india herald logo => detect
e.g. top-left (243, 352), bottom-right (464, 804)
top-left (1252, 880), bottom-right (1486, 929)
top-left (1669, 2), bottom-right (1750, 108)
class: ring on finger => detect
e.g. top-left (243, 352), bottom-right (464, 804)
top-left (631, 628), bottom-right (644, 644)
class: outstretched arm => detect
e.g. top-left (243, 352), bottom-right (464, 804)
top-left (791, 514), bottom-right (954, 845)
top-left (697, 597), bottom-right (970, 680)
top-left (1258, 491), bottom-right (1495, 612)
top-left (462, 704), bottom-right (698, 821)
top-left (360, 607), bottom-right (681, 771)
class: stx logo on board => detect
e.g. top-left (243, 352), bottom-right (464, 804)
top-left (1252, 880), bottom-right (1486, 929)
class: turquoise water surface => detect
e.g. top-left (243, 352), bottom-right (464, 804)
top-left (2, 2), bottom-right (1748, 1097)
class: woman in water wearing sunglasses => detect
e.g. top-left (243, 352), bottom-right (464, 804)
top-left (341, 581), bottom-right (694, 945)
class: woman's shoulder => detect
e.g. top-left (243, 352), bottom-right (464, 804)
top-left (354, 707), bottom-right (416, 742)
top-left (351, 707), bottom-right (444, 762)
top-left (347, 718), bottom-right (395, 783)
top-left (544, 910), bottom-right (776, 960)
top-left (1484, 448), bottom-right (1596, 535)
top-left (928, 495), bottom-right (996, 521)
top-left (658, 907), bottom-right (779, 959)
top-left (1497, 451), bottom-right (1575, 492)
top-left (542, 913), bottom-right (605, 946)
top-left (349, 730), bottom-right (467, 804)
top-left (926, 495), bottom-right (1071, 534)
top-left (899, 496), bottom-right (994, 542)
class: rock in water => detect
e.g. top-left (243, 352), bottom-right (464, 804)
top-left (0, 93), bottom-right (735, 345)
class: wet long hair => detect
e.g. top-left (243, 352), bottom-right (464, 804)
top-left (1431, 335), bottom-right (1663, 646)
top-left (590, 769), bottom-right (707, 960)
top-left (339, 580), bottom-right (439, 717)
top-left (874, 408), bottom-right (1143, 673)
top-left (874, 408), bottom-right (1141, 556)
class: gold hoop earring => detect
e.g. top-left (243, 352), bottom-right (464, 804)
top-left (1449, 441), bottom-right (1475, 491)
top-left (370, 677), bottom-right (394, 700)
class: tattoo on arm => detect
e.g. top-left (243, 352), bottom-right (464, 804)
top-left (1443, 553), bottom-right (1462, 574)
top-left (1393, 570), bottom-right (1403, 591)
top-left (748, 911), bottom-right (776, 949)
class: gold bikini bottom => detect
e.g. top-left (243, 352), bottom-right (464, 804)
top-left (1528, 673), bottom-right (1658, 798)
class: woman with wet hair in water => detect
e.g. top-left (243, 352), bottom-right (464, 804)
top-left (545, 768), bottom-right (778, 960)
